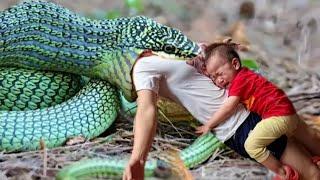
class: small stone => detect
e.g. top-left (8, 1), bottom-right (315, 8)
top-left (66, 136), bottom-right (86, 145)
top-left (239, 1), bottom-right (255, 19)
top-left (307, 18), bottom-right (318, 34)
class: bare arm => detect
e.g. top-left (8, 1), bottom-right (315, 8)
top-left (196, 96), bottom-right (240, 135)
top-left (123, 90), bottom-right (158, 180)
top-left (131, 90), bottom-right (158, 161)
top-left (207, 96), bottom-right (240, 129)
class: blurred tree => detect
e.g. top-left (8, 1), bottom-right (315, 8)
top-left (125, 0), bottom-right (144, 15)
top-left (105, 9), bottom-right (122, 19)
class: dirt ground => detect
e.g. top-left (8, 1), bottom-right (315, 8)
top-left (0, 0), bottom-right (319, 179)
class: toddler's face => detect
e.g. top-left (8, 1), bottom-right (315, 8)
top-left (205, 54), bottom-right (239, 89)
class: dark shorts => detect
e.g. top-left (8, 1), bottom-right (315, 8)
top-left (224, 112), bottom-right (287, 161)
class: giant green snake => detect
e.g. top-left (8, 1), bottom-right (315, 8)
top-left (0, 1), bottom-right (225, 178)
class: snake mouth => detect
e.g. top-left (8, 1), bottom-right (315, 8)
top-left (193, 44), bottom-right (202, 56)
top-left (176, 43), bottom-right (201, 58)
top-left (185, 42), bottom-right (202, 57)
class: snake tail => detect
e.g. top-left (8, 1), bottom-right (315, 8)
top-left (56, 133), bottom-right (224, 179)
top-left (56, 158), bottom-right (171, 180)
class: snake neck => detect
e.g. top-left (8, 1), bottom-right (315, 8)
top-left (92, 48), bottom-right (187, 102)
top-left (89, 48), bottom-right (142, 102)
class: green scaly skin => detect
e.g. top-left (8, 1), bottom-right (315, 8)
top-left (56, 158), bottom-right (168, 180)
top-left (0, 67), bottom-right (82, 111)
top-left (0, 0), bottom-right (200, 101)
top-left (0, 1), bottom-right (224, 178)
top-left (0, 78), bottom-right (119, 151)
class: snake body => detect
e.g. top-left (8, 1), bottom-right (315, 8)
top-left (56, 133), bottom-right (223, 179)
top-left (0, 0), bottom-right (200, 101)
top-left (0, 67), bottom-right (82, 111)
top-left (0, 1), bottom-right (224, 178)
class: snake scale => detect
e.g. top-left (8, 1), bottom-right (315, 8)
top-left (0, 1), bottom-right (225, 178)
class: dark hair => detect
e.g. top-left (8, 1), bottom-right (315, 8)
top-left (204, 43), bottom-right (241, 65)
top-left (187, 42), bottom-right (242, 74)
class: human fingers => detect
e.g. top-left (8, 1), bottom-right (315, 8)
top-left (186, 55), bottom-right (207, 75)
top-left (202, 128), bottom-right (209, 135)
top-left (195, 131), bottom-right (204, 135)
top-left (197, 42), bottom-right (208, 52)
top-left (195, 126), bottom-right (203, 131)
top-left (122, 167), bottom-right (132, 180)
top-left (195, 126), bottom-right (204, 134)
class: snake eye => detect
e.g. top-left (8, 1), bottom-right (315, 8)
top-left (164, 44), bottom-right (176, 53)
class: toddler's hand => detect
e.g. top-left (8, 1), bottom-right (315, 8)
top-left (195, 125), bottom-right (211, 135)
top-left (186, 55), bottom-right (208, 76)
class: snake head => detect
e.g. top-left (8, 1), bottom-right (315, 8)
top-left (156, 26), bottom-right (201, 58)
top-left (132, 16), bottom-right (201, 58)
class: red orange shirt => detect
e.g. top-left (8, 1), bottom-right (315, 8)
top-left (228, 67), bottom-right (296, 119)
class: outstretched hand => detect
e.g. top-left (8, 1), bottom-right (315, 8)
top-left (195, 125), bottom-right (211, 135)
top-left (123, 158), bottom-right (145, 180)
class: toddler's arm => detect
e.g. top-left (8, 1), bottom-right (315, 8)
top-left (196, 96), bottom-right (240, 135)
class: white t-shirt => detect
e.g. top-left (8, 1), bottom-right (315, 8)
top-left (132, 55), bottom-right (250, 142)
